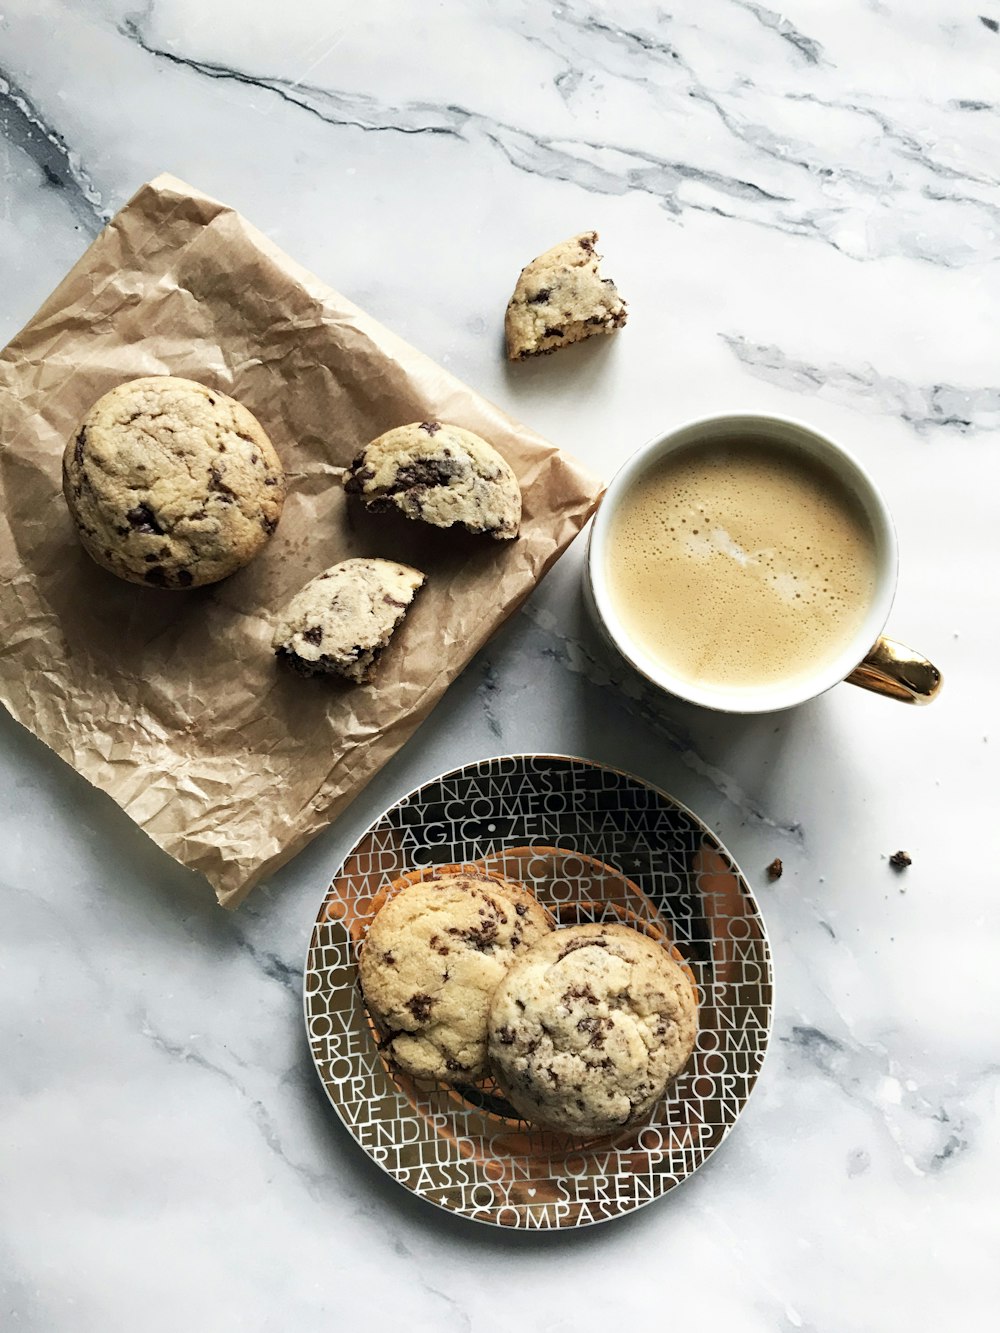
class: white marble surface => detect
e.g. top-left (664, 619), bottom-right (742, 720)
top-left (1, 1), bottom-right (998, 1327)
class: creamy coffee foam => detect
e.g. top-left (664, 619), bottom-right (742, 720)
top-left (605, 439), bottom-right (878, 691)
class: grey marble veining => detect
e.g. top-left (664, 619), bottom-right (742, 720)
top-left (1, 1), bottom-right (998, 1329)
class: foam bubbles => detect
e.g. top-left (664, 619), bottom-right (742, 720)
top-left (605, 440), bottom-right (878, 690)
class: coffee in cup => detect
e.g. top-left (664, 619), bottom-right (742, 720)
top-left (586, 414), bottom-right (941, 713)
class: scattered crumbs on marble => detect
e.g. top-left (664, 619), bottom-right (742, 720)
top-left (889, 850), bottom-right (912, 870)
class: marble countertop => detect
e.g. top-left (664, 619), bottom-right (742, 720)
top-left (1, 1), bottom-right (997, 1328)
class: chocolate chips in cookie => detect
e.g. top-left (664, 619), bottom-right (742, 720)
top-left (359, 871), bottom-right (552, 1082)
top-left (344, 422), bottom-right (521, 539)
top-left (62, 376), bottom-right (286, 588)
top-left (272, 558), bottom-right (425, 683)
top-left (505, 231), bottom-right (627, 360)
top-left (488, 923), bottom-right (697, 1137)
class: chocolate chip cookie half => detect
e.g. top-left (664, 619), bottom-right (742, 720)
top-left (63, 376), bottom-right (285, 588)
top-left (488, 923), bottom-right (697, 1137)
top-left (343, 421), bottom-right (521, 539)
top-left (272, 558), bottom-right (425, 683)
top-left (504, 231), bottom-right (627, 360)
top-left (359, 871), bottom-right (552, 1083)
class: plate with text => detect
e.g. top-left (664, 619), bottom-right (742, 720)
top-left (304, 754), bottom-right (773, 1228)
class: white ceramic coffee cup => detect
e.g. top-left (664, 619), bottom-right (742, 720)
top-left (585, 413), bottom-right (941, 714)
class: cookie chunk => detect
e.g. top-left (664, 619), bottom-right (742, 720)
top-left (343, 422), bottom-right (521, 540)
top-left (62, 377), bottom-right (285, 589)
top-left (488, 923), bottom-right (697, 1137)
top-left (359, 872), bottom-right (552, 1082)
top-left (272, 558), bottom-right (424, 683)
top-left (505, 231), bottom-right (627, 360)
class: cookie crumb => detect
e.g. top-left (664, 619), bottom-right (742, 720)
top-left (766, 857), bottom-right (783, 881)
top-left (889, 850), bottom-right (912, 870)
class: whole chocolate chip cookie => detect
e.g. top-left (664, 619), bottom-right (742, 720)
top-left (63, 376), bottom-right (285, 589)
top-left (488, 923), bottom-right (697, 1137)
top-left (359, 871), bottom-right (552, 1082)
top-left (272, 557), bottom-right (425, 683)
top-left (343, 422), bottom-right (521, 539)
top-left (505, 231), bottom-right (627, 360)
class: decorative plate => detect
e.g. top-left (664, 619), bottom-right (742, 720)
top-left (304, 755), bottom-right (772, 1229)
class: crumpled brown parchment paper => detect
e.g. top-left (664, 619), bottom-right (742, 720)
top-left (0, 175), bottom-right (603, 907)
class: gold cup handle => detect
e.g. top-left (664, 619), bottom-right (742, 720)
top-left (846, 636), bottom-right (942, 705)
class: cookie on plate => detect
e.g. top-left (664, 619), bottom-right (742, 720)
top-left (62, 376), bottom-right (285, 589)
top-left (343, 421), bottom-right (521, 540)
top-left (488, 923), bottom-right (697, 1137)
top-left (504, 231), bottom-right (627, 360)
top-left (359, 871), bottom-right (552, 1082)
top-left (272, 558), bottom-right (424, 682)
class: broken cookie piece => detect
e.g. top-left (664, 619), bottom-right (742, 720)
top-left (272, 557), bottom-right (424, 683)
top-left (343, 421), bottom-right (521, 539)
top-left (504, 231), bottom-right (628, 361)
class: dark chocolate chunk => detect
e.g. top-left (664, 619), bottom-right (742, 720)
top-left (302, 625), bottom-right (323, 646)
top-left (767, 857), bottom-right (783, 881)
top-left (74, 428), bottom-right (86, 466)
top-left (175, 569), bottom-right (194, 588)
top-left (577, 1015), bottom-right (610, 1048)
top-left (261, 514), bottom-right (278, 535)
top-left (343, 457), bottom-right (373, 494)
top-left (418, 421), bottom-right (442, 435)
top-left (126, 503), bottom-right (164, 535)
top-left (543, 327), bottom-right (565, 338)
top-left (447, 918), bottom-right (499, 952)
top-left (406, 993), bottom-right (435, 1022)
top-left (528, 288), bottom-right (552, 304)
top-left (889, 850), bottom-right (912, 870)
top-left (388, 458), bottom-right (462, 492)
top-left (495, 1025), bottom-right (516, 1045)
top-left (144, 565), bottom-right (168, 586)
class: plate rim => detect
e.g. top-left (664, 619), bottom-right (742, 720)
top-left (303, 752), bottom-right (774, 1230)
